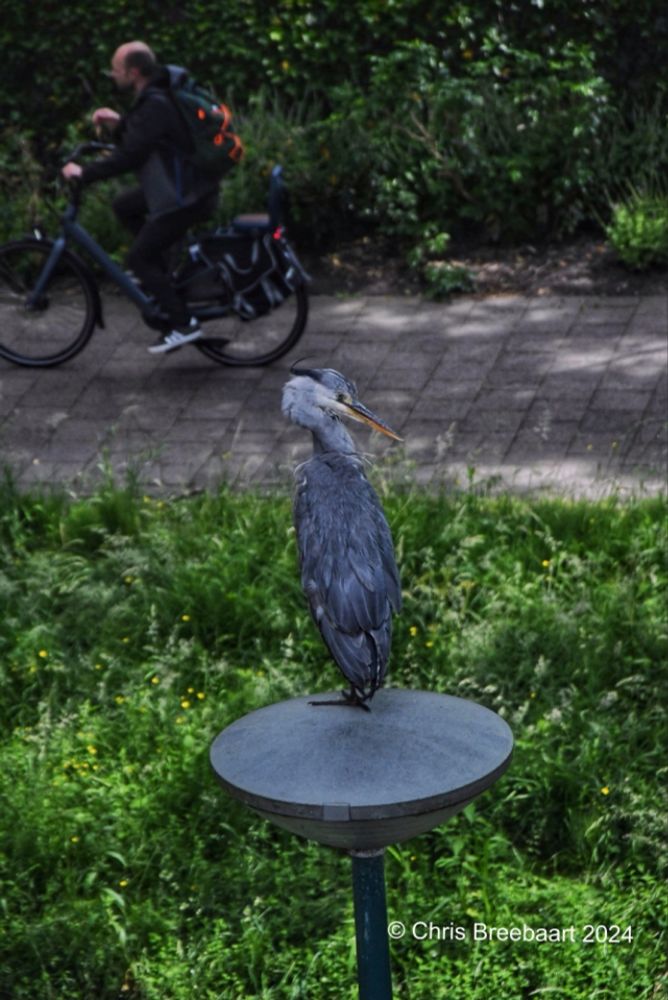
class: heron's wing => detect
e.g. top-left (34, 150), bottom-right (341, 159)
top-left (294, 454), bottom-right (401, 694)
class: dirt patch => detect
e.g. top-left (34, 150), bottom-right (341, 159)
top-left (303, 234), bottom-right (668, 298)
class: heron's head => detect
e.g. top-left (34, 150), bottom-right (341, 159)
top-left (282, 365), bottom-right (402, 441)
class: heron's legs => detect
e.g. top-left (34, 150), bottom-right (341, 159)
top-left (309, 688), bottom-right (372, 712)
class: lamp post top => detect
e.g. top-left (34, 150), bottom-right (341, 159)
top-left (210, 689), bottom-right (513, 850)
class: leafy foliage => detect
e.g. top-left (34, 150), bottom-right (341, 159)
top-left (606, 184), bottom-right (668, 269)
top-left (2, 3), bottom-right (668, 291)
top-left (406, 229), bottom-right (474, 298)
top-left (0, 130), bottom-right (43, 239)
top-left (2, 1), bottom-right (668, 273)
top-left (0, 480), bottom-right (666, 998)
top-left (2, 1), bottom-right (666, 144)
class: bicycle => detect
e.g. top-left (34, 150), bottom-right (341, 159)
top-left (0, 142), bottom-right (309, 368)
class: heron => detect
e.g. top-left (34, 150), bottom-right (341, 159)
top-left (282, 365), bottom-right (403, 710)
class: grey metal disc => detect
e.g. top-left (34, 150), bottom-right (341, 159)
top-left (210, 688), bottom-right (513, 850)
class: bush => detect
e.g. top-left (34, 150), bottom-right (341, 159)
top-left (606, 184), bottom-right (668, 269)
top-left (588, 94), bottom-right (668, 207)
top-left (3, 1), bottom-right (667, 155)
top-left (406, 228), bottom-right (474, 298)
top-left (0, 130), bottom-right (44, 242)
top-left (3, 5), bottom-right (668, 255)
top-left (349, 41), bottom-right (616, 242)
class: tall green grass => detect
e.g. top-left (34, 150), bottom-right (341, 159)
top-left (0, 479), bottom-right (666, 999)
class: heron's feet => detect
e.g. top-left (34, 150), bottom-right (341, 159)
top-left (309, 689), bottom-right (371, 712)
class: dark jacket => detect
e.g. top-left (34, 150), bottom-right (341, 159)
top-left (82, 65), bottom-right (218, 219)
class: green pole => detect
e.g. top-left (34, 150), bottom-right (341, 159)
top-left (350, 849), bottom-right (393, 1000)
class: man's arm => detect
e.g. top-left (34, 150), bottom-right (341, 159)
top-left (61, 93), bottom-right (174, 186)
top-left (92, 108), bottom-right (121, 131)
top-left (61, 109), bottom-right (122, 182)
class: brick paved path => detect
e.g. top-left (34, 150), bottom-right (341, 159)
top-left (0, 292), bottom-right (665, 497)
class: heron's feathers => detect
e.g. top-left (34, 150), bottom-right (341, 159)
top-left (295, 453), bottom-right (401, 695)
top-left (319, 614), bottom-right (385, 693)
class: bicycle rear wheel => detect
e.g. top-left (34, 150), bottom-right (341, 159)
top-left (194, 284), bottom-right (308, 366)
top-left (0, 239), bottom-right (96, 367)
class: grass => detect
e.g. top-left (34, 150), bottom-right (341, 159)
top-left (0, 477), bottom-right (666, 999)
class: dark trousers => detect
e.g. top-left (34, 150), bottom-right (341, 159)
top-left (113, 187), bottom-right (217, 326)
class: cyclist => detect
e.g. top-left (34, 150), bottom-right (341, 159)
top-left (62, 40), bottom-right (219, 354)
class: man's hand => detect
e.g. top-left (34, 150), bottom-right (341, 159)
top-left (62, 162), bottom-right (83, 181)
top-left (92, 107), bottom-right (121, 131)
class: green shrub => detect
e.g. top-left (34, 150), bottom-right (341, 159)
top-left (3, 7), bottom-right (668, 255)
top-left (407, 228), bottom-right (474, 298)
top-left (0, 130), bottom-right (44, 242)
top-left (587, 94), bottom-right (668, 214)
top-left (3, 1), bottom-right (667, 155)
top-left (352, 41), bottom-right (615, 242)
top-left (606, 184), bottom-right (668, 269)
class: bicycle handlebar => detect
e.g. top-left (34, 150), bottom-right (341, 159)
top-left (61, 141), bottom-right (116, 164)
top-left (59, 142), bottom-right (116, 207)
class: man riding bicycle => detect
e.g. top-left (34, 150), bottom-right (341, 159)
top-left (62, 40), bottom-right (218, 354)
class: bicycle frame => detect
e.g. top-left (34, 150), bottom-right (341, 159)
top-left (27, 199), bottom-right (235, 329)
top-left (28, 201), bottom-right (150, 318)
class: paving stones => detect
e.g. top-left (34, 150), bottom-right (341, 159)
top-left (0, 292), bottom-right (665, 498)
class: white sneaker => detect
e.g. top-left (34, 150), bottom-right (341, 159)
top-left (148, 319), bottom-right (202, 354)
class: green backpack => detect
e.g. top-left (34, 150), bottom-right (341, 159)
top-left (167, 66), bottom-right (243, 178)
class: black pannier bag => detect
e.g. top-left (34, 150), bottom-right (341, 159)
top-left (178, 230), bottom-right (305, 318)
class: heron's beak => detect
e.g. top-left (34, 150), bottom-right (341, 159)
top-left (342, 400), bottom-right (403, 441)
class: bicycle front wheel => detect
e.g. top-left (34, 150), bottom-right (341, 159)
top-left (194, 284), bottom-right (308, 366)
top-left (0, 239), bottom-right (96, 367)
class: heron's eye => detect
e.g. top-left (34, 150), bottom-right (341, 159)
top-left (336, 392), bottom-right (352, 405)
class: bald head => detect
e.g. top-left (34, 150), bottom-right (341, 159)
top-left (109, 41), bottom-right (156, 93)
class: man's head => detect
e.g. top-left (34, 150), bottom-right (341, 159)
top-left (109, 41), bottom-right (156, 93)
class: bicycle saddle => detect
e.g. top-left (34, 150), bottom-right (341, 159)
top-left (232, 164), bottom-right (286, 234)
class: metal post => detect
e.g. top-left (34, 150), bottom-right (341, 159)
top-left (350, 849), bottom-right (392, 1000)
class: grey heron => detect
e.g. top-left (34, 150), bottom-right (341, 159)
top-left (282, 365), bottom-right (403, 710)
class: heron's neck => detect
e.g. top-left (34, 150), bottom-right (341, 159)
top-left (311, 416), bottom-right (358, 456)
